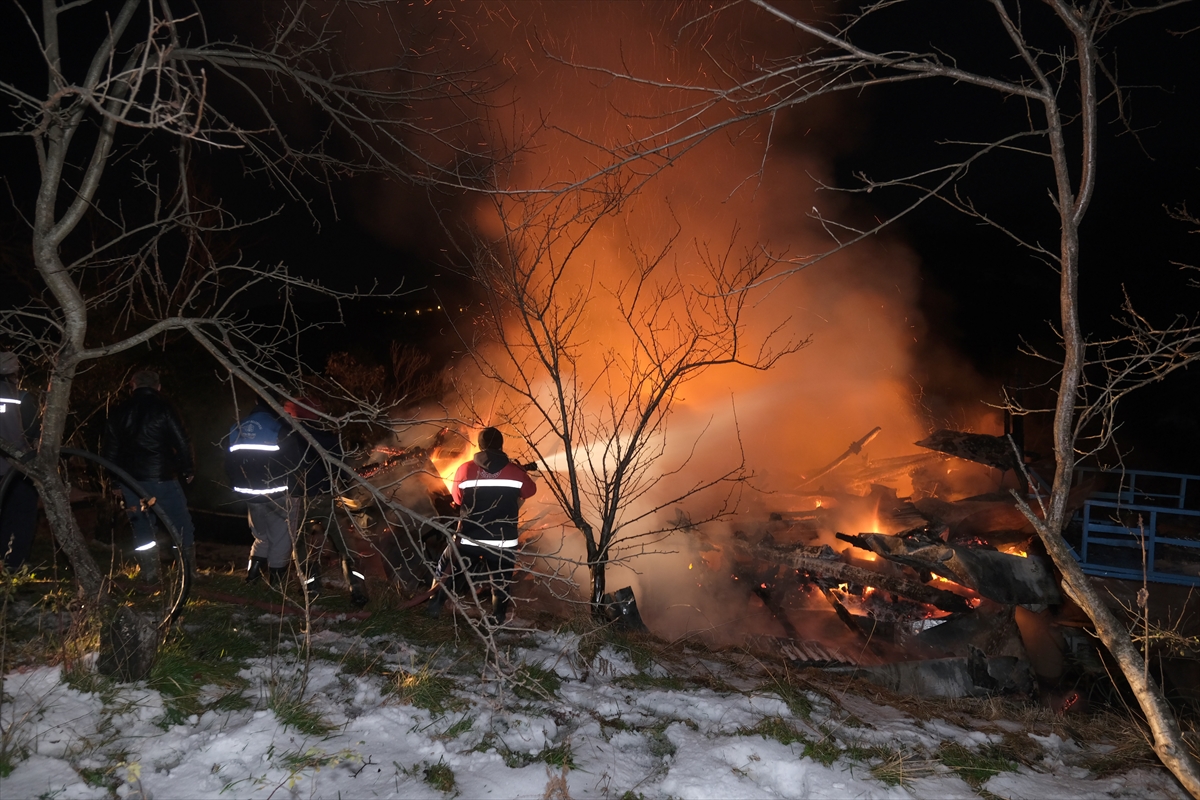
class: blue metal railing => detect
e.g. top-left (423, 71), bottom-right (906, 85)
top-left (1068, 468), bottom-right (1200, 586)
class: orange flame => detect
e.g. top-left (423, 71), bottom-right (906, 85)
top-left (433, 445), bottom-right (478, 493)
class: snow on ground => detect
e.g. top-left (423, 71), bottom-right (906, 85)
top-left (0, 615), bottom-right (1188, 800)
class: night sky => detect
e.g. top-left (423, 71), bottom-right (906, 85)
top-left (2, 1), bottom-right (1198, 471)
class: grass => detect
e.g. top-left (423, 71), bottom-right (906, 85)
top-left (866, 748), bottom-right (939, 787)
top-left (0, 745), bottom-right (21, 778)
top-left (393, 666), bottom-right (467, 715)
top-left (612, 672), bottom-right (687, 692)
top-left (278, 746), bottom-right (357, 772)
top-left (358, 608), bottom-right (462, 648)
top-left (268, 690), bottom-right (333, 736)
top-left (78, 764), bottom-right (120, 789)
top-left (318, 647), bottom-right (389, 679)
top-left (423, 758), bottom-right (456, 792)
top-left (541, 741), bottom-right (576, 770)
top-left (803, 735), bottom-right (842, 766)
top-left (436, 715), bottom-right (474, 740)
top-left (497, 741), bottom-right (577, 770)
top-left (147, 630), bottom-right (252, 727)
top-left (937, 742), bottom-right (1018, 788)
top-left (512, 663), bottom-right (562, 700)
top-left (645, 721), bottom-right (677, 759)
top-left (740, 716), bottom-right (807, 746)
top-left (756, 674), bottom-right (814, 720)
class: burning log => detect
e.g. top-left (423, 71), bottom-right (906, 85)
top-left (741, 541), bottom-right (974, 614)
top-left (838, 532), bottom-right (1061, 606)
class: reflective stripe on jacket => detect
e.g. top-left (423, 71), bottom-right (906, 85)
top-left (451, 450), bottom-right (536, 545)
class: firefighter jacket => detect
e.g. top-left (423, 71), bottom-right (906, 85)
top-left (0, 378), bottom-right (38, 478)
top-left (292, 423), bottom-right (341, 497)
top-left (225, 405), bottom-right (300, 501)
top-left (101, 387), bottom-right (193, 482)
top-left (450, 449), bottom-right (537, 548)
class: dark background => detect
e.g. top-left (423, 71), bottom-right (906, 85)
top-left (1, 0), bottom-right (1197, 488)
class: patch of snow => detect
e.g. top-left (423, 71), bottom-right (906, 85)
top-left (0, 622), bottom-right (1188, 800)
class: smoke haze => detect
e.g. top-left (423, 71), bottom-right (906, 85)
top-left (352, 2), bottom-right (999, 637)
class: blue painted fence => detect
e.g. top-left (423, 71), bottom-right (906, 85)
top-left (1066, 467), bottom-right (1200, 586)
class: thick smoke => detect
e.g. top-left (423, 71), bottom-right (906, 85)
top-left (355, 2), bottom-right (998, 639)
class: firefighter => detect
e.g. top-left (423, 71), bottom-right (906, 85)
top-left (0, 352), bottom-right (40, 571)
top-left (101, 369), bottom-right (195, 581)
top-left (428, 427), bottom-right (536, 624)
top-left (284, 397), bottom-right (369, 607)
top-left (226, 398), bottom-right (301, 587)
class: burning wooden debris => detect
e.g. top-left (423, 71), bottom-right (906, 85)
top-left (727, 425), bottom-right (1096, 700)
top-left (836, 531), bottom-right (1060, 606)
top-left (914, 429), bottom-right (1023, 471)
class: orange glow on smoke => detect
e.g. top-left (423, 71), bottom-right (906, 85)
top-left (444, 2), bottom-right (972, 522)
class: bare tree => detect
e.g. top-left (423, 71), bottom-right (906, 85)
top-left (552, 0), bottom-right (1200, 790)
top-left (0, 0), bottom-right (498, 601)
top-left (452, 189), bottom-right (804, 615)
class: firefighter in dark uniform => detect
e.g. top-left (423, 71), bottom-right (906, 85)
top-left (225, 399), bottom-right (301, 587)
top-left (428, 427), bottom-right (536, 624)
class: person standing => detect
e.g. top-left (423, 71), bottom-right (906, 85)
top-left (101, 369), bottom-right (196, 581)
top-left (285, 398), bottom-right (369, 606)
top-left (0, 352), bottom-right (41, 571)
top-left (226, 398), bottom-right (300, 587)
top-left (429, 427), bottom-right (536, 624)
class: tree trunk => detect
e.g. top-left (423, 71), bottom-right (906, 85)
top-left (1032, 518), bottom-right (1200, 795)
top-left (36, 470), bottom-right (105, 600)
top-left (590, 556), bottom-right (606, 617)
top-left (1036, 13), bottom-right (1200, 791)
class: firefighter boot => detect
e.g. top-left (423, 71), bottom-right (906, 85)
top-left (134, 547), bottom-right (160, 583)
top-left (342, 558), bottom-right (369, 608)
top-left (267, 566), bottom-right (288, 590)
top-left (426, 585), bottom-right (448, 618)
top-left (490, 589), bottom-right (511, 627)
top-left (245, 556), bottom-right (268, 584)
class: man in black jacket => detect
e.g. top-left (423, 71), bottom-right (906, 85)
top-left (101, 369), bottom-right (196, 582)
top-left (0, 351), bottom-right (41, 570)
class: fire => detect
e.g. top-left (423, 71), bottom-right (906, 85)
top-left (927, 571), bottom-right (984, 608)
top-left (433, 445), bottom-right (478, 493)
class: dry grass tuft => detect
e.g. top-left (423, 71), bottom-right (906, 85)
top-left (869, 749), bottom-right (940, 787)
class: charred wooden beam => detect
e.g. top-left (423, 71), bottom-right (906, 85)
top-left (839, 532), bottom-right (1061, 606)
top-left (914, 429), bottom-right (1021, 471)
top-left (741, 542), bottom-right (973, 614)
